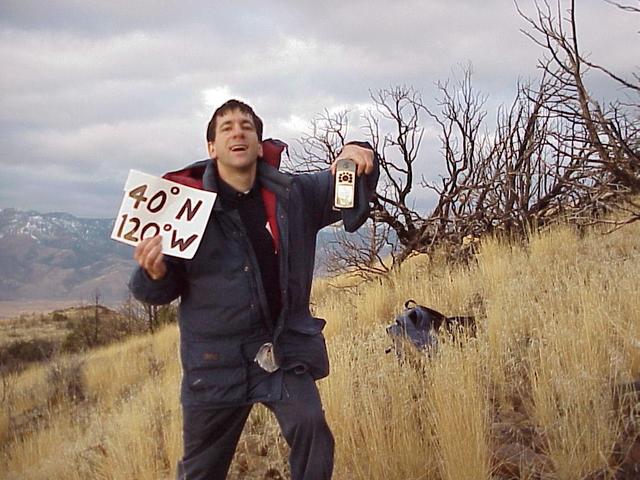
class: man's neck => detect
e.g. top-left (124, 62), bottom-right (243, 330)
top-left (216, 164), bottom-right (257, 193)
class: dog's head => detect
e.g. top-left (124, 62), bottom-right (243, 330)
top-left (386, 300), bottom-right (477, 356)
top-left (386, 301), bottom-right (443, 351)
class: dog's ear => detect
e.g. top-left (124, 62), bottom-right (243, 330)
top-left (404, 299), bottom-right (418, 309)
top-left (406, 309), bottom-right (418, 326)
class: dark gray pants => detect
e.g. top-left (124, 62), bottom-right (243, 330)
top-left (177, 372), bottom-right (334, 480)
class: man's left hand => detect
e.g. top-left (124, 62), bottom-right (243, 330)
top-left (330, 144), bottom-right (374, 176)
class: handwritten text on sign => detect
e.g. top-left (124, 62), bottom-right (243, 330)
top-left (111, 170), bottom-right (216, 259)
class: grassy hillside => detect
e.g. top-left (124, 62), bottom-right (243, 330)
top-left (1, 221), bottom-right (639, 479)
top-left (0, 305), bottom-right (124, 349)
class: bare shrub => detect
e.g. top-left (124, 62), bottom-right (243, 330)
top-left (293, 0), bottom-right (639, 277)
top-left (47, 358), bottom-right (86, 405)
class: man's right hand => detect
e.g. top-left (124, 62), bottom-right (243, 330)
top-left (134, 235), bottom-right (167, 280)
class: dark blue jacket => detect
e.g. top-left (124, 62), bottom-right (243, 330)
top-left (129, 146), bottom-right (378, 406)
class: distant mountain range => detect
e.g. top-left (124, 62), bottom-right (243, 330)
top-left (0, 208), bottom-right (133, 302)
top-left (0, 208), bottom-right (341, 303)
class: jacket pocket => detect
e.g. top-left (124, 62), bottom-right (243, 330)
top-left (183, 340), bottom-right (247, 403)
top-left (279, 317), bottom-right (329, 380)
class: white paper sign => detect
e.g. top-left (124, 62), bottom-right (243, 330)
top-left (111, 170), bottom-right (217, 259)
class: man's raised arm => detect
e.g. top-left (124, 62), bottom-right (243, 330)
top-left (298, 141), bottom-right (380, 232)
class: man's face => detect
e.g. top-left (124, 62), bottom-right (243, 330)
top-left (207, 108), bottom-right (263, 176)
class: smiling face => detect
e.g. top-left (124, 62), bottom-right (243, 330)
top-left (207, 108), bottom-right (263, 180)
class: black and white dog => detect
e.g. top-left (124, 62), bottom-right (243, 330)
top-left (386, 299), bottom-right (476, 355)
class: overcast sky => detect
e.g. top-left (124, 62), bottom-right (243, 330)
top-left (0, 0), bottom-right (638, 218)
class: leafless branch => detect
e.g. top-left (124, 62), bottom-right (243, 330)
top-left (290, 0), bottom-right (639, 277)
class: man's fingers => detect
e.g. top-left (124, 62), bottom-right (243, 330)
top-left (334, 144), bottom-right (374, 176)
top-left (353, 152), bottom-right (373, 176)
top-left (362, 155), bottom-right (374, 175)
top-left (133, 235), bottom-right (166, 279)
top-left (147, 245), bottom-right (166, 280)
top-left (151, 249), bottom-right (166, 273)
top-left (143, 242), bottom-right (163, 271)
top-left (332, 146), bottom-right (374, 177)
top-left (135, 236), bottom-right (161, 261)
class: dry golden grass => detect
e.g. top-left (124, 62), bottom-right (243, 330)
top-left (1, 220), bottom-right (639, 479)
top-left (1, 327), bottom-right (183, 480)
top-left (0, 312), bottom-right (67, 349)
top-left (0, 304), bottom-right (124, 349)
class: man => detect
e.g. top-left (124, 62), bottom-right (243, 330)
top-left (130, 99), bottom-right (378, 480)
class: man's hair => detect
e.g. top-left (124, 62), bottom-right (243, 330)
top-left (206, 99), bottom-right (264, 143)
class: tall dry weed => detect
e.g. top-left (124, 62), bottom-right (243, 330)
top-left (321, 330), bottom-right (439, 479)
top-left (427, 340), bottom-right (491, 480)
top-left (1, 221), bottom-right (638, 479)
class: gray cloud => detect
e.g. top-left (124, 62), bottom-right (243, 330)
top-left (0, 0), bottom-right (637, 217)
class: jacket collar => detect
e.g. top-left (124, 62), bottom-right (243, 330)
top-left (257, 161), bottom-right (293, 197)
top-left (202, 157), bottom-right (292, 201)
top-left (199, 153), bottom-right (291, 254)
top-left (163, 138), bottom-right (288, 194)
